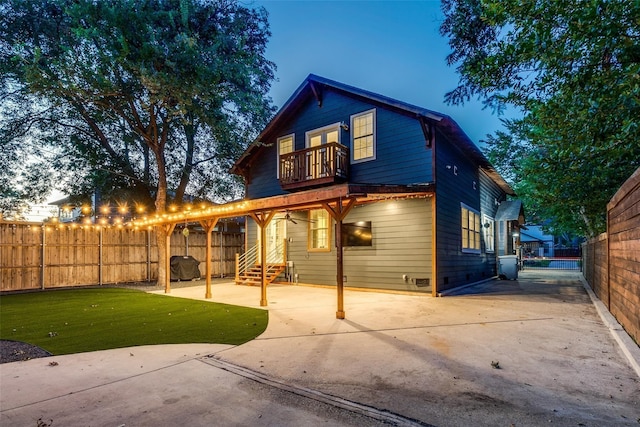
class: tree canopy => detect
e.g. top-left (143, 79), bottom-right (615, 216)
top-left (0, 0), bottom-right (276, 217)
top-left (441, 0), bottom-right (640, 237)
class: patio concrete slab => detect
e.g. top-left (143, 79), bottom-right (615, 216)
top-left (1, 271), bottom-right (639, 426)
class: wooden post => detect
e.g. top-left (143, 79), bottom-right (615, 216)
top-left (322, 198), bottom-right (357, 319)
top-left (335, 217), bottom-right (345, 319)
top-left (235, 253), bottom-right (240, 284)
top-left (163, 223), bottom-right (176, 294)
top-left (99, 226), bottom-right (103, 286)
top-left (249, 211), bottom-right (275, 307)
top-left (199, 218), bottom-right (219, 299)
top-left (40, 224), bottom-right (45, 290)
top-left (260, 223), bottom-right (267, 306)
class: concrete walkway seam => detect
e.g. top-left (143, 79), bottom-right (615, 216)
top-left (579, 276), bottom-right (640, 379)
top-left (200, 356), bottom-right (432, 427)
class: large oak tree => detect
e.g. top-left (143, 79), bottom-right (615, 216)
top-left (0, 0), bottom-right (275, 283)
top-left (441, 0), bottom-right (640, 237)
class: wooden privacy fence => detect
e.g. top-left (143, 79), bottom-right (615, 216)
top-left (0, 222), bottom-right (243, 292)
top-left (582, 166), bottom-right (640, 344)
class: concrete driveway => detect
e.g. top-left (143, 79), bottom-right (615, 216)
top-left (1, 271), bottom-right (639, 426)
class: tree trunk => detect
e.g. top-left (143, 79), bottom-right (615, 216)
top-left (154, 147), bottom-right (169, 286)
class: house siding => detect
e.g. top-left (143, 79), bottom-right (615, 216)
top-left (245, 89), bottom-right (432, 199)
top-left (246, 198), bottom-right (433, 293)
top-left (435, 131), bottom-right (502, 292)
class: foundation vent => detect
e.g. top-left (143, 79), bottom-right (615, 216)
top-left (415, 278), bottom-right (430, 287)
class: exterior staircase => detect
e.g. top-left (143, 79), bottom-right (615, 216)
top-left (235, 240), bottom-right (287, 286)
top-left (236, 264), bottom-right (286, 286)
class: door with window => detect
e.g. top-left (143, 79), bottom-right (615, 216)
top-left (306, 125), bottom-right (339, 179)
top-left (257, 216), bottom-right (286, 264)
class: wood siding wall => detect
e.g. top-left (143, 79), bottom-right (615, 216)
top-left (246, 198), bottom-right (433, 292)
top-left (582, 233), bottom-right (609, 307)
top-left (582, 166), bottom-right (640, 344)
top-left (0, 222), bottom-right (243, 292)
top-left (246, 90), bottom-right (432, 199)
top-left (434, 131), bottom-right (503, 292)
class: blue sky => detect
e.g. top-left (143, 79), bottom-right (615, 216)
top-left (254, 0), bottom-right (514, 145)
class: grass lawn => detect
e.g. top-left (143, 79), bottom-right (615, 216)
top-left (0, 288), bottom-right (268, 355)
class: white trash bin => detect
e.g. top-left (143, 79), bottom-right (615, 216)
top-left (498, 255), bottom-right (518, 280)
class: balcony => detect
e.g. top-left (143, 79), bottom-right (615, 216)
top-left (279, 142), bottom-right (349, 191)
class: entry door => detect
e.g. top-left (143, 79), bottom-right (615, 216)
top-left (307, 127), bottom-right (338, 179)
top-left (257, 216), bottom-right (286, 263)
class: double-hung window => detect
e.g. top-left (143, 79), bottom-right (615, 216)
top-left (350, 109), bottom-right (376, 162)
top-left (461, 203), bottom-right (481, 253)
top-left (308, 209), bottom-right (331, 251)
top-left (277, 134), bottom-right (294, 179)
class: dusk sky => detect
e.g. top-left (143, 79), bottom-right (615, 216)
top-left (255, 0), bottom-right (516, 145)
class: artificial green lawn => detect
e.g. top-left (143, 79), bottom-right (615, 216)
top-left (0, 288), bottom-right (268, 355)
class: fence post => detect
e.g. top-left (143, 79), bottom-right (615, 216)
top-left (146, 229), bottom-right (151, 282)
top-left (99, 226), bottom-right (103, 286)
top-left (220, 229), bottom-right (224, 278)
top-left (235, 253), bottom-right (239, 284)
top-left (40, 225), bottom-right (45, 290)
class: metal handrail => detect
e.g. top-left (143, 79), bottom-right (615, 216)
top-left (236, 240), bottom-right (286, 279)
top-left (237, 244), bottom-right (258, 279)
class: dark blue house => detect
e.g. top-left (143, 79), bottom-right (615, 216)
top-left (231, 74), bottom-right (523, 299)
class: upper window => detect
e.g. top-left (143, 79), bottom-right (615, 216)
top-left (308, 209), bottom-right (331, 251)
top-left (482, 214), bottom-right (495, 253)
top-left (350, 109), bottom-right (376, 162)
top-left (306, 123), bottom-right (340, 147)
top-left (461, 204), bottom-right (481, 253)
top-left (277, 134), bottom-right (294, 178)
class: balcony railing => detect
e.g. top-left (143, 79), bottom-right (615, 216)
top-left (279, 142), bottom-right (349, 191)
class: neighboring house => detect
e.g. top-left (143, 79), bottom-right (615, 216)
top-left (520, 225), bottom-right (555, 258)
top-left (231, 74), bottom-right (523, 295)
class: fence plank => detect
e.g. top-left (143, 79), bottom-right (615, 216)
top-left (1, 222), bottom-right (244, 291)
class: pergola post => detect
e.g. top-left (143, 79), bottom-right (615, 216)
top-left (249, 211), bottom-right (276, 307)
top-left (323, 198), bottom-right (357, 319)
top-left (162, 223), bottom-right (177, 294)
top-left (199, 218), bottom-right (219, 299)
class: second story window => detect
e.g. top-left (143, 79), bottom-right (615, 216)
top-left (277, 134), bottom-right (294, 178)
top-left (351, 109), bottom-right (376, 162)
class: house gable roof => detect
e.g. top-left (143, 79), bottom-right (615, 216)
top-left (232, 74), bottom-right (515, 196)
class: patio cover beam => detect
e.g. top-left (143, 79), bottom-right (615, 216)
top-left (137, 184), bottom-right (434, 228)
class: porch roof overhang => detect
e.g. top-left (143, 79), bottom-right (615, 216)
top-left (133, 183), bottom-right (435, 228)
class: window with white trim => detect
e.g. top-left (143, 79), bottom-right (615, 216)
top-left (308, 209), bottom-right (331, 251)
top-left (277, 134), bottom-right (294, 178)
top-left (461, 204), bottom-right (481, 253)
top-left (482, 214), bottom-right (495, 253)
top-left (351, 109), bottom-right (376, 162)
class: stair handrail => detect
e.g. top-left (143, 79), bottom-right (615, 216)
top-left (266, 239), bottom-right (286, 265)
top-left (236, 244), bottom-right (258, 280)
top-left (236, 239), bottom-right (288, 282)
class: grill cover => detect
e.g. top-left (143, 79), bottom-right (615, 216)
top-left (170, 256), bottom-right (201, 281)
